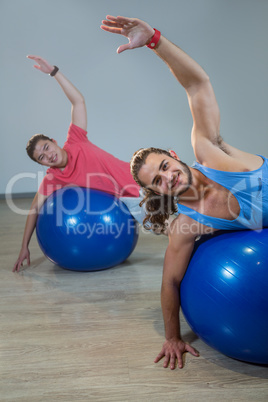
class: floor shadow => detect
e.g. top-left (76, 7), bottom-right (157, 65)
top-left (152, 308), bottom-right (268, 379)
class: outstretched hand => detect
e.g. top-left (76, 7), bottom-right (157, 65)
top-left (100, 15), bottom-right (155, 54)
top-left (155, 338), bottom-right (199, 369)
top-left (27, 55), bottom-right (54, 74)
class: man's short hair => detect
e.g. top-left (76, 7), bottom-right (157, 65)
top-left (26, 134), bottom-right (53, 162)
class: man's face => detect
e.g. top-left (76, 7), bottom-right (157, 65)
top-left (33, 139), bottom-right (66, 168)
top-left (138, 153), bottom-right (192, 197)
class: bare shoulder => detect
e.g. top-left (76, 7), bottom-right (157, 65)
top-left (167, 213), bottom-right (216, 249)
top-left (193, 134), bottom-right (264, 172)
top-left (222, 141), bottom-right (264, 171)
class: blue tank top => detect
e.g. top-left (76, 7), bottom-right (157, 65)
top-left (177, 155), bottom-right (268, 230)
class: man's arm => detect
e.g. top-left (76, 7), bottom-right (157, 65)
top-left (100, 16), bottom-right (224, 166)
top-left (151, 37), bottom-right (260, 171)
top-left (154, 217), bottom-right (200, 369)
top-left (152, 36), bottom-right (220, 144)
top-left (13, 192), bottom-right (48, 272)
top-left (27, 55), bottom-right (87, 131)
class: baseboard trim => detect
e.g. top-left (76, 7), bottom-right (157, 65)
top-left (0, 192), bottom-right (36, 200)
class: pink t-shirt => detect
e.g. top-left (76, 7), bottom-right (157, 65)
top-left (38, 124), bottom-right (140, 198)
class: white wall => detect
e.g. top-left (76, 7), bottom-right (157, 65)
top-left (1, 0), bottom-right (268, 195)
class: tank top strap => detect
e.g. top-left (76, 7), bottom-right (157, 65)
top-left (191, 161), bottom-right (236, 191)
top-left (177, 203), bottom-right (246, 230)
top-left (184, 157), bottom-right (268, 230)
top-left (191, 159), bottom-right (265, 194)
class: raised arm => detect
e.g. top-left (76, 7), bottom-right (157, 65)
top-left (101, 16), bottom-right (221, 165)
top-left (153, 37), bottom-right (220, 140)
top-left (27, 55), bottom-right (87, 131)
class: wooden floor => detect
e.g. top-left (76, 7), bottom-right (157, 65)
top-left (1, 198), bottom-right (268, 402)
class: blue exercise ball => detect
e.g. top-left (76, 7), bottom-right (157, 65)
top-left (180, 229), bottom-right (268, 364)
top-left (36, 187), bottom-right (139, 271)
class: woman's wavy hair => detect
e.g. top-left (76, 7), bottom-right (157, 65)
top-left (130, 147), bottom-right (179, 234)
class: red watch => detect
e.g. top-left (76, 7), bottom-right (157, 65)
top-left (146, 29), bottom-right (161, 49)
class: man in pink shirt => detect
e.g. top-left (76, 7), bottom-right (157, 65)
top-left (37, 123), bottom-right (139, 199)
top-left (13, 55), bottom-right (141, 272)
